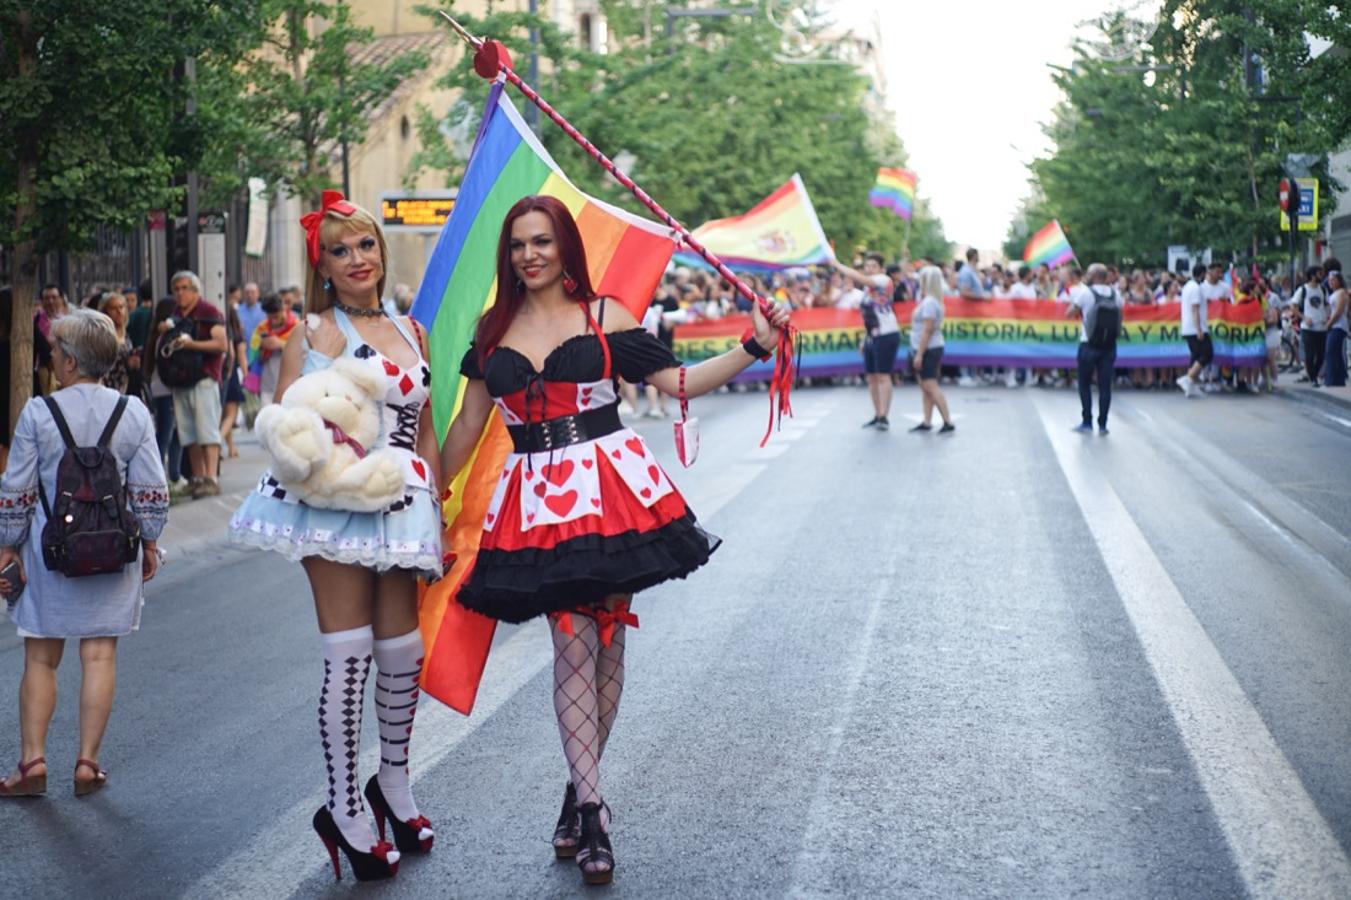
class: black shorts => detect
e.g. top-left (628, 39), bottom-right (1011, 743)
top-left (1186, 334), bottom-right (1214, 366)
top-left (864, 332), bottom-right (901, 374)
top-left (222, 366), bottom-right (245, 404)
top-left (917, 347), bottom-right (944, 380)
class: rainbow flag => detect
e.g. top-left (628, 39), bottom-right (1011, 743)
top-left (1023, 220), bottom-right (1076, 268)
top-left (869, 167), bottom-right (916, 220)
top-left (672, 174), bottom-right (832, 273)
top-left (410, 80), bottom-right (677, 714)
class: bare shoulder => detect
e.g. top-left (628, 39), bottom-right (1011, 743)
top-left (592, 296), bottom-right (640, 332)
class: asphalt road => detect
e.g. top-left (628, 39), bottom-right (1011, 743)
top-left (1, 382), bottom-right (1349, 899)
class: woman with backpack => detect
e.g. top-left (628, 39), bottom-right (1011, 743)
top-left (0, 308), bottom-right (169, 798)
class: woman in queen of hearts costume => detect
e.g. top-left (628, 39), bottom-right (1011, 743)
top-left (228, 193), bottom-right (442, 882)
top-left (441, 195), bottom-right (789, 885)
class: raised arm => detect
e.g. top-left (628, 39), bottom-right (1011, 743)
top-left (645, 300), bottom-right (789, 398)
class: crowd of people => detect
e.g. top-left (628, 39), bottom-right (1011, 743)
top-left (631, 248), bottom-right (1349, 399)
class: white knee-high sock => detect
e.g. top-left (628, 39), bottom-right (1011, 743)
top-left (319, 625), bottom-right (379, 852)
top-left (372, 629), bottom-right (424, 823)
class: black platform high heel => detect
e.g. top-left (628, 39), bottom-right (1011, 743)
top-left (312, 806), bottom-right (400, 882)
top-left (364, 775), bottom-right (434, 854)
top-left (575, 802), bottom-right (615, 885)
top-left (553, 782), bottom-right (580, 859)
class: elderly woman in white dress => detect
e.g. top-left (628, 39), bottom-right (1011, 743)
top-left (0, 308), bottom-right (168, 798)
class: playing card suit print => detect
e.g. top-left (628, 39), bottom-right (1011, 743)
top-left (485, 512), bottom-right (495, 524)
top-left (421, 366), bottom-right (431, 387)
top-left (590, 498), bottom-right (601, 508)
top-left (354, 344), bottom-right (376, 359)
top-left (625, 437), bottom-right (644, 456)
top-left (383, 359), bottom-right (400, 377)
top-left (640, 487), bottom-right (652, 499)
top-left (399, 374), bottom-right (414, 395)
top-left (611, 450), bottom-right (622, 460)
top-left (544, 490), bottom-right (578, 517)
top-left (647, 464), bottom-right (660, 484)
top-left (411, 460), bottom-right (426, 480)
top-left (543, 460), bottom-right (574, 487)
top-left (582, 458), bottom-right (594, 469)
top-left (533, 481), bottom-right (548, 498)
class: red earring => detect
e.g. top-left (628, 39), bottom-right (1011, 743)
top-left (563, 271), bottom-right (578, 295)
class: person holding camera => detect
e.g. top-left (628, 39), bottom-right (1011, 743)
top-left (157, 271), bottom-right (228, 498)
top-left (0, 308), bottom-right (168, 798)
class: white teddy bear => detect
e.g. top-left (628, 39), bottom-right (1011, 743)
top-left (254, 356), bottom-right (406, 512)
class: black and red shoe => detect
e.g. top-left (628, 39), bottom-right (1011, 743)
top-left (364, 775), bottom-right (434, 854)
top-left (312, 806), bottom-right (400, 881)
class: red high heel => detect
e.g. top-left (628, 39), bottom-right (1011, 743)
top-left (312, 806), bottom-right (400, 881)
top-left (0, 757), bottom-right (46, 797)
top-left (364, 775), bottom-right (434, 854)
top-left (73, 758), bottom-right (107, 797)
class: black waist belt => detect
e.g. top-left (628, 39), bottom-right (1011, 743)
top-left (508, 404), bottom-right (623, 453)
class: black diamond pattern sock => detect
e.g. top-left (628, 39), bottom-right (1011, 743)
top-left (320, 625), bottom-right (377, 851)
top-left (373, 628), bottom-right (424, 824)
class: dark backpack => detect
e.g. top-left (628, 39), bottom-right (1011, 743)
top-left (38, 396), bottom-right (142, 578)
top-left (157, 316), bottom-right (206, 387)
top-left (1085, 287), bottom-right (1122, 349)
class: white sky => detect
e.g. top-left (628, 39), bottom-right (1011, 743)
top-left (831, 0), bottom-right (1157, 252)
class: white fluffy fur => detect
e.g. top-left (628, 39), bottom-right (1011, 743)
top-left (255, 357), bottom-right (406, 512)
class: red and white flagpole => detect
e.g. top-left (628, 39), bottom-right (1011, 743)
top-left (437, 11), bottom-right (797, 441)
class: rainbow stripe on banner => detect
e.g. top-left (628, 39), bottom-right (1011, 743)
top-left (869, 167), bottom-right (916, 220)
top-left (1023, 220), bottom-right (1076, 268)
top-left (410, 81), bottom-right (676, 714)
top-left (673, 301), bottom-right (1266, 376)
top-left (672, 174), bottom-right (832, 273)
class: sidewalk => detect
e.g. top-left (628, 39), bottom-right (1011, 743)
top-left (156, 430), bottom-right (268, 563)
top-left (1278, 380), bottom-right (1351, 416)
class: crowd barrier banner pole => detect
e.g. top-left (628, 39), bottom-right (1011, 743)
top-left (673, 301), bottom-right (1268, 380)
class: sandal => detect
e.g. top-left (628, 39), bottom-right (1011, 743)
top-left (73, 758), bottom-right (108, 797)
top-left (552, 782), bottom-right (580, 859)
top-left (0, 757), bottom-right (46, 797)
top-left (575, 802), bottom-right (615, 885)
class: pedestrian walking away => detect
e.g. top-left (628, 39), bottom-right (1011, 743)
top-left (909, 265), bottom-right (954, 433)
top-left (1175, 263), bottom-right (1212, 397)
top-left (0, 308), bottom-right (168, 800)
top-left (440, 195), bottom-right (789, 887)
top-left (1068, 263), bottom-right (1121, 434)
top-left (228, 192), bottom-right (444, 882)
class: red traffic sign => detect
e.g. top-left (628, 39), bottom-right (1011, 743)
top-left (1278, 178), bottom-right (1291, 212)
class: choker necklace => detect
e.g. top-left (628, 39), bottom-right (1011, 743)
top-left (334, 299), bottom-right (385, 318)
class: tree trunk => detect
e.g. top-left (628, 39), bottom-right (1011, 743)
top-left (6, 12), bottom-right (38, 443)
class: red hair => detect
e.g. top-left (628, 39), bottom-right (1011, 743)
top-left (476, 195), bottom-right (595, 365)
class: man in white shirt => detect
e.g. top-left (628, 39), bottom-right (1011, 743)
top-left (1007, 266), bottom-right (1038, 300)
top-left (1066, 264), bottom-right (1121, 433)
top-left (1175, 263), bottom-right (1211, 397)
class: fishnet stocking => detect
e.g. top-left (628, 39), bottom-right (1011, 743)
top-left (551, 613), bottom-right (603, 808)
top-left (596, 624), bottom-right (626, 760)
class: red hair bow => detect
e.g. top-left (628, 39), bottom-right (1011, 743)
top-left (299, 190), bottom-right (356, 267)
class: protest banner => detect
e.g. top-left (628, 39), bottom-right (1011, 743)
top-left (673, 300), bottom-right (1267, 378)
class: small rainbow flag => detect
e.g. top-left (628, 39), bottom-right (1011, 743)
top-left (410, 80), bottom-right (677, 714)
top-left (1023, 219), bottom-right (1076, 268)
top-left (672, 174), bottom-right (832, 273)
top-left (869, 167), bottom-right (917, 220)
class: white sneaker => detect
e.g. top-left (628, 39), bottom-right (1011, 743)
top-left (958, 376), bottom-right (977, 387)
top-left (1175, 375), bottom-right (1192, 395)
top-left (1005, 374), bottom-right (1019, 388)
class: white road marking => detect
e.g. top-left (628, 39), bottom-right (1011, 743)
top-left (1319, 412), bottom-right (1351, 429)
top-left (1035, 398), bottom-right (1351, 899)
top-left (187, 625), bottom-right (553, 898)
top-left (786, 556), bottom-right (895, 898)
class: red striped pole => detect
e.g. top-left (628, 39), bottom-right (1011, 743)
top-left (437, 13), bottom-right (797, 441)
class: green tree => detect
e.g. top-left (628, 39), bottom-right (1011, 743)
top-left (1017, 1), bottom-right (1350, 268)
top-left (0, 0), bottom-right (264, 437)
top-left (197, 0), bottom-right (430, 207)
top-left (411, 1), bottom-right (946, 264)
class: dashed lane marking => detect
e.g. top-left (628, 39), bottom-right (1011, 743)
top-left (1036, 396), bottom-right (1351, 900)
